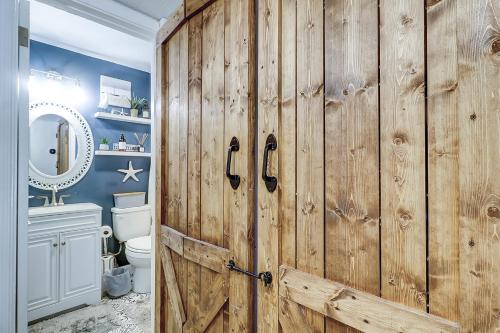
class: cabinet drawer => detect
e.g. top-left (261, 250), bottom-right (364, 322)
top-left (29, 211), bottom-right (101, 234)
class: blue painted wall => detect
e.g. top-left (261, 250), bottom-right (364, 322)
top-left (29, 41), bottom-right (151, 249)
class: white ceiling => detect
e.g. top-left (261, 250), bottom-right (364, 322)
top-left (114, 0), bottom-right (181, 20)
top-left (29, 0), bottom-right (182, 72)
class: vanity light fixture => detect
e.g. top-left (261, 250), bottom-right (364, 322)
top-left (29, 69), bottom-right (86, 105)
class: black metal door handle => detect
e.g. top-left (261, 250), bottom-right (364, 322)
top-left (262, 134), bottom-right (277, 192)
top-left (226, 137), bottom-right (240, 190)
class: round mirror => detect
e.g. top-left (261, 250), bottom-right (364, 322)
top-left (30, 114), bottom-right (79, 176)
top-left (29, 102), bottom-right (94, 190)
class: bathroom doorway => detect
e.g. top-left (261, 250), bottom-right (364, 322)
top-left (17, 0), bottom-right (175, 332)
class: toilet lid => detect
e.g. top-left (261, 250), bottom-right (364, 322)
top-left (126, 236), bottom-right (151, 253)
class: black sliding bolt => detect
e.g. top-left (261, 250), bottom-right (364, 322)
top-left (226, 260), bottom-right (273, 287)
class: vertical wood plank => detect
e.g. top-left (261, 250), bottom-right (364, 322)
top-left (295, 1), bottom-right (324, 332)
top-left (178, 23), bottom-right (190, 310)
top-left (187, 14), bottom-right (203, 330)
top-left (186, 0), bottom-right (212, 17)
top-left (257, 0), bottom-right (280, 331)
top-left (456, 1), bottom-right (500, 331)
top-left (380, 0), bottom-right (427, 310)
top-left (201, 1), bottom-right (225, 331)
top-left (166, 32), bottom-right (182, 333)
top-left (324, 0), bottom-right (380, 332)
top-left (280, 0), bottom-right (297, 270)
top-left (426, 0), bottom-right (460, 322)
top-left (224, 0), bottom-right (255, 332)
top-left (155, 42), bottom-right (167, 333)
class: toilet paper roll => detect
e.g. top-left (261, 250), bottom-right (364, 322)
top-left (100, 225), bottom-right (113, 239)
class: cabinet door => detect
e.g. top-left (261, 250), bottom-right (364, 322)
top-left (59, 229), bottom-right (100, 300)
top-left (28, 233), bottom-right (59, 311)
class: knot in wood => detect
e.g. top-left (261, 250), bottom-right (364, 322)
top-left (487, 206), bottom-right (500, 219)
top-left (392, 133), bottom-right (407, 146)
top-left (400, 14), bottom-right (413, 27)
top-left (302, 201), bottom-right (316, 215)
top-left (398, 209), bottom-right (413, 229)
top-left (491, 39), bottom-right (500, 54)
top-left (469, 113), bottom-right (477, 121)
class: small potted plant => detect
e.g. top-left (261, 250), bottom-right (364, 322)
top-left (128, 95), bottom-right (146, 118)
top-left (99, 138), bottom-right (110, 151)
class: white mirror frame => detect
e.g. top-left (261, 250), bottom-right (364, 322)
top-left (29, 102), bottom-right (94, 190)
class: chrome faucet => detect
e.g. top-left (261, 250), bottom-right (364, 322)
top-left (51, 185), bottom-right (58, 206)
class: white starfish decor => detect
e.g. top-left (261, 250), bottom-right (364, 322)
top-left (117, 161), bottom-right (143, 182)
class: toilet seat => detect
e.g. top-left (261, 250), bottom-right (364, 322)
top-left (126, 235), bottom-right (151, 254)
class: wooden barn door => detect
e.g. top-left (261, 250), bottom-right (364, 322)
top-left (155, 0), bottom-right (255, 332)
top-left (255, 0), bottom-right (488, 332)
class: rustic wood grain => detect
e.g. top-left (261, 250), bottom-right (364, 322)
top-left (160, 224), bottom-right (184, 256)
top-left (257, 0), bottom-right (280, 331)
top-left (185, 0), bottom-right (212, 18)
top-left (426, 0), bottom-right (460, 323)
top-left (186, 13), bottom-right (203, 333)
top-left (160, 245), bottom-right (187, 327)
top-left (280, 266), bottom-right (460, 333)
top-left (296, 0), bottom-right (324, 332)
top-left (324, 1), bottom-right (380, 332)
top-left (279, 0), bottom-right (296, 270)
top-left (456, 0), bottom-right (500, 332)
top-left (154, 43), bottom-right (166, 333)
top-left (178, 26), bottom-right (190, 322)
top-left (157, 3), bottom-right (185, 46)
top-left (183, 274), bottom-right (229, 333)
top-left (224, 0), bottom-right (255, 331)
top-left (379, 0), bottom-right (427, 310)
top-left (166, 32), bottom-right (182, 333)
top-left (279, 297), bottom-right (314, 333)
top-left (201, 1), bottom-right (225, 331)
top-left (183, 236), bottom-right (230, 273)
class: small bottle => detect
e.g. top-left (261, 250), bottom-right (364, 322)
top-left (118, 134), bottom-right (127, 151)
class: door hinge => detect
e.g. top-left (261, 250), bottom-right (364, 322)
top-left (18, 26), bottom-right (29, 48)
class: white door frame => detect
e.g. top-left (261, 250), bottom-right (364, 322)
top-left (0, 0), bottom-right (23, 331)
top-left (17, 1), bottom-right (30, 332)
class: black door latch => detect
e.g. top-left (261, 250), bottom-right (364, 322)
top-left (226, 260), bottom-right (273, 287)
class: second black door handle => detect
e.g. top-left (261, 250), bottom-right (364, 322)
top-left (262, 134), bottom-right (277, 192)
top-left (226, 137), bottom-right (240, 190)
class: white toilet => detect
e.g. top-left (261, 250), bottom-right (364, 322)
top-left (111, 205), bottom-right (151, 293)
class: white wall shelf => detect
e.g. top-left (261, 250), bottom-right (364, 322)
top-left (94, 111), bottom-right (151, 125)
top-left (95, 150), bottom-right (151, 158)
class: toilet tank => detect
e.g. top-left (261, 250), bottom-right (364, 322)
top-left (111, 205), bottom-right (151, 242)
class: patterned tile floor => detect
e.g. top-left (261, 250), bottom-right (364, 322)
top-left (28, 293), bottom-right (151, 333)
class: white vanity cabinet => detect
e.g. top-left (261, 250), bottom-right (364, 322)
top-left (28, 203), bottom-right (102, 322)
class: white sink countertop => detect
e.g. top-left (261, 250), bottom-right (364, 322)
top-left (28, 203), bottom-right (102, 218)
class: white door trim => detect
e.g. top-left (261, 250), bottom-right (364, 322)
top-left (35, 0), bottom-right (158, 41)
top-left (0, 0), bottom-right (20, 331)
top-left (17, 1), bottom-right (30, 331)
